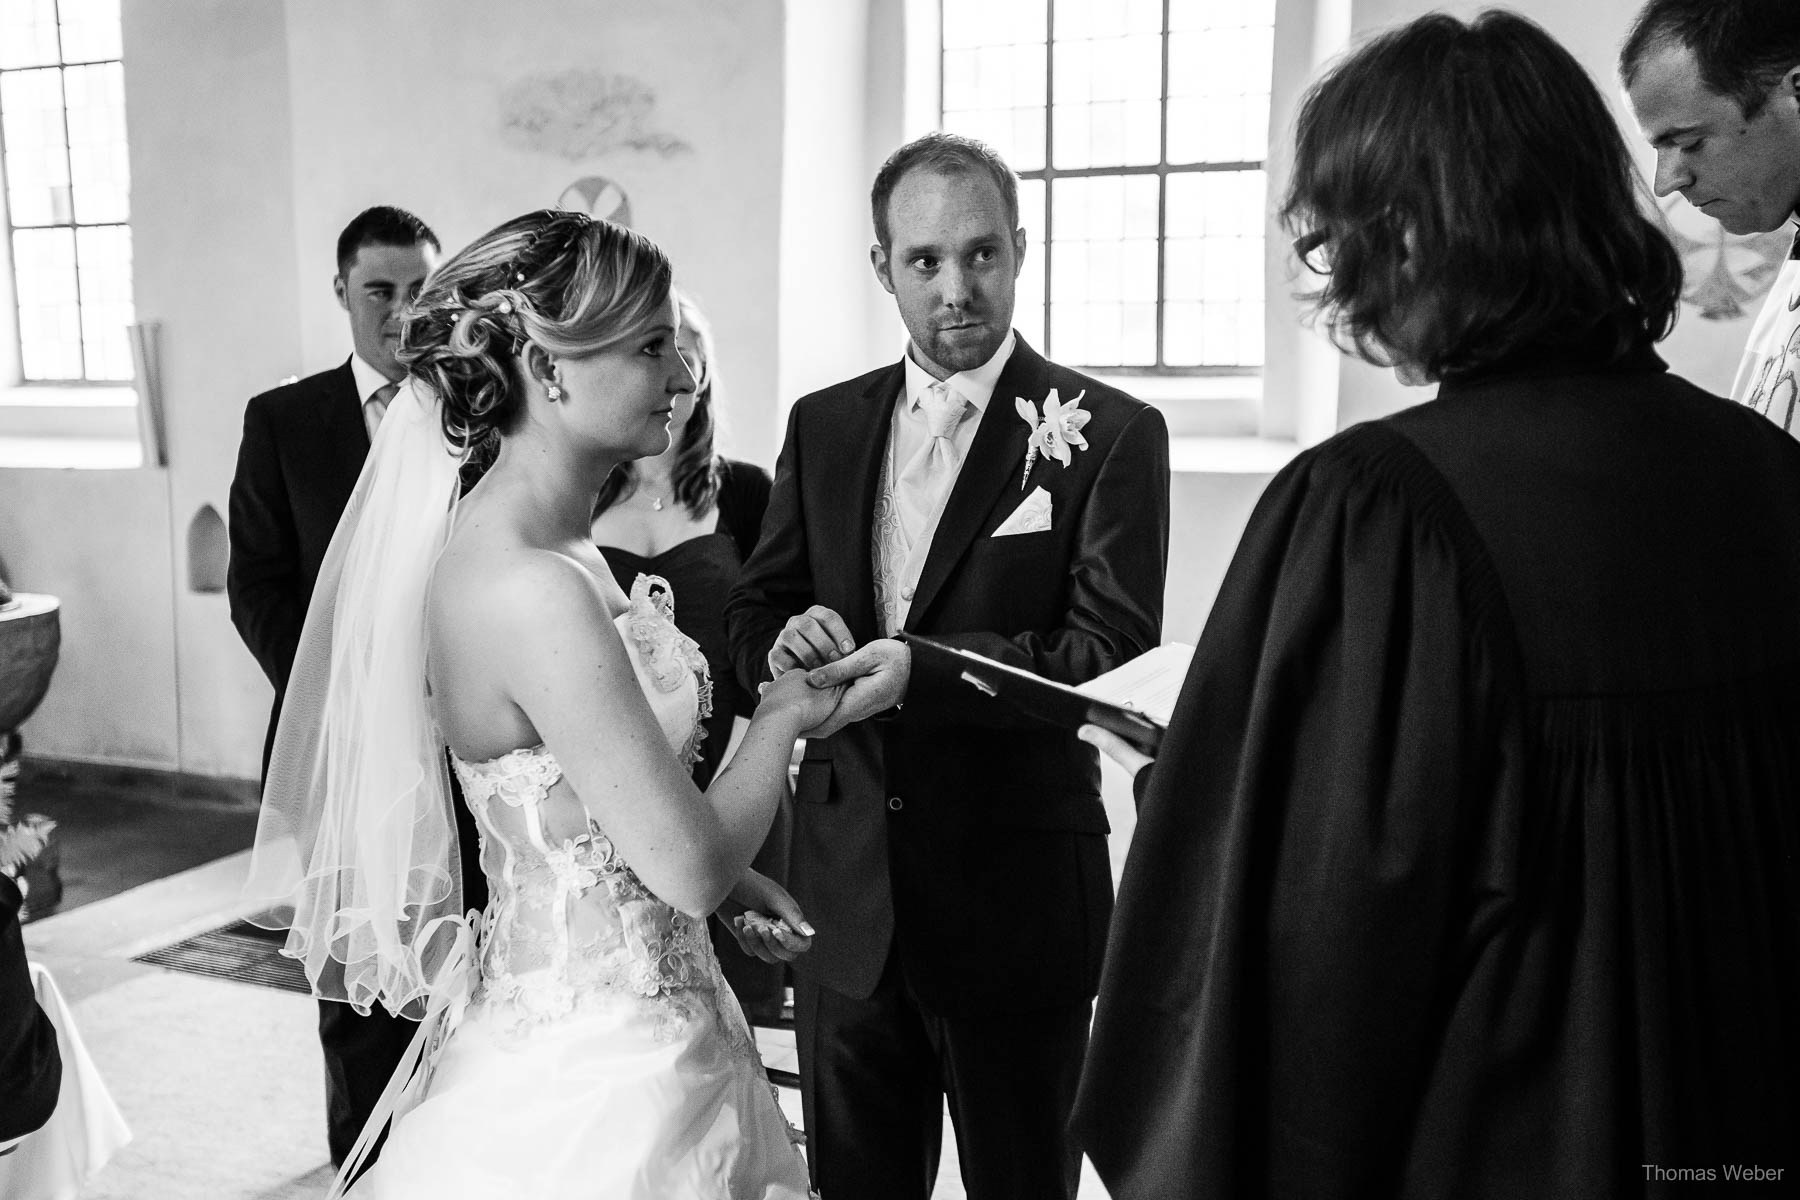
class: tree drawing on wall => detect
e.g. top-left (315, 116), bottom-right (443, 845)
top-left (500, 70), bottom-right (691, 161)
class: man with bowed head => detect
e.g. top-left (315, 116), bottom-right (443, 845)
top-left (1623, 0), bottom-right (1800, 432)
top-left (227, 205), bottom-right (468, 1170)
top-left (728, 132), bottom-right (1170, 1200)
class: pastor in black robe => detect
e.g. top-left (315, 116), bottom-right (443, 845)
top-left (1073, 347), bottom-right (1800, 1198)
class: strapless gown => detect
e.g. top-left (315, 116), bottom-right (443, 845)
top-left (347, 577), bottom-right (811, 1199)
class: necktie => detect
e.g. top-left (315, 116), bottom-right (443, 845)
top-left (894, 381), bottom-right (968, 544)
top-left (364, 381), bottom-right (399, 441)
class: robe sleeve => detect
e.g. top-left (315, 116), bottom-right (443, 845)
top-left (1073, 423), bottom-right (1522, 1199)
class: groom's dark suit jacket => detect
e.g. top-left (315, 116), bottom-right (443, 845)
top-left (227, 360), bottom-right (369, 779)
top-left (728, 337), bottom-right (1169, 1017)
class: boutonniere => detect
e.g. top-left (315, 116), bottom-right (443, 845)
top-left (1013, 388), bottom-right (1090, 490)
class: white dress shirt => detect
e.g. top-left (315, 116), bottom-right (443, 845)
top-left (349, 354), bottom-right (401, 443)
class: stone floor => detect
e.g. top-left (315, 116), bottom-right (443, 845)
top-left (15, 756), bottom-right (260, 916)
top-left (15, 755), bottom-right (1136, 1199)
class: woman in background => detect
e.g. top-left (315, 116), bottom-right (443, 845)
top-left (591, 291), bottom-right (788, 1022)
top-left (1074, 12), bottom-right (1800, 1198)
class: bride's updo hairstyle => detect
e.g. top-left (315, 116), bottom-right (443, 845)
top-left (399, 209), bottom-right (673, 464)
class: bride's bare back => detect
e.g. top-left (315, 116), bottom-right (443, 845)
top-left (425, 486), bottom-right (629, 765)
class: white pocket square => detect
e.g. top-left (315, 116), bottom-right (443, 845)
top-left (993, 486), bottom-right (1053, 536)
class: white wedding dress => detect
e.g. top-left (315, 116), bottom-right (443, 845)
top-left (347, 577), bottom-right (812, 1199)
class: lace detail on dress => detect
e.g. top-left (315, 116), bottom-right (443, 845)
top-left (445, 582), bottom-right (729, 1043)
top-left (454, 744), bottom-right (722, 1043)
top-left (623, 573), bottom-right (714, 769)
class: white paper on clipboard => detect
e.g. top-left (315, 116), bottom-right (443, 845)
top-left (1073, 643), bottom-right (1195, 726)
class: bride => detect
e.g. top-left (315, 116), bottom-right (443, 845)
top-left (246, 210), bottom-right (846, 1198)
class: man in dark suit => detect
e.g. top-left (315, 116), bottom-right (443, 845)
top-left (0, 871), bottom-right (59, 1156)
top-left (727, 132), bottom-right (1170, 1200)
top-left (227, 205), bottom-right (443, 1169)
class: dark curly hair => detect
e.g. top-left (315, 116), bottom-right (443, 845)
top-left (398, 209), bottom-right (673, 471)
top-left (1282, 9), bottom-right (1682, 381)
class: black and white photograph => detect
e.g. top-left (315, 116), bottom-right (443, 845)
top-left (0, 1), bottom-right (1794, 1197)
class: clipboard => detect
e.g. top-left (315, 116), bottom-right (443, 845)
top-left (902, 632), bottom-right (1165, 755)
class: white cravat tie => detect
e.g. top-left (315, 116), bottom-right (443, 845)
top-left (363, 381), bottom-right (399, 442)
top-left (894, 381), bottom-right (968, 544)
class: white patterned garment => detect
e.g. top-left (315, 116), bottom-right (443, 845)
top-left (348, 575), bottom-right (811, 1200)
top-left (1731, 229), bottom-right (1800, 438)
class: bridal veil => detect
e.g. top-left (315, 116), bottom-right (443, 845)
top-left (243, 378), bottom-right (470, 1019)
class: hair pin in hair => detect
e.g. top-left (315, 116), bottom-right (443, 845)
top-left (497, 299), bottom-right (514, 315)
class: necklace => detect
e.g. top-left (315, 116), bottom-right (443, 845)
top-left (638, 483), bottom-right (669, 512)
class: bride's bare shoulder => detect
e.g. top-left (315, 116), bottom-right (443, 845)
top-left (432, 538), bottom-right (609, 628)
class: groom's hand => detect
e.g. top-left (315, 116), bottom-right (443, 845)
top-left (802, 639), bottom-right (911, 738)
top-left (768, 605), bottom-right (857, 676)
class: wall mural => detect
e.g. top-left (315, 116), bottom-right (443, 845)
top-left (1658, 195), bottom-right (1794, 322)
top-left (500, 70), bottom-right (691, 161)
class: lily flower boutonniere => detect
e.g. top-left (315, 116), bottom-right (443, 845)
top-left (1014, 388), bottom-right (1091, 490)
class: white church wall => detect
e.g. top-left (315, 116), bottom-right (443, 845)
top-left (5, 0), bottom-right (785, 779)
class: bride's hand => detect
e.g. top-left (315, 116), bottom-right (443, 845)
top-left (757, 668), bottom-right (845, 734)
top-left (722, 869), bottom-right (814, 964)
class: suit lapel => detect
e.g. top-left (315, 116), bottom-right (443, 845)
top-left (322, 358), bottom-right (371, 474)
top-left (904, 339), bottom-right (1046, 629)
top-left (822, 364), bottom-right (903, 643)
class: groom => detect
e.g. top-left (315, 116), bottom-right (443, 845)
top-left (727, 132), bottom-right (1169, 1200)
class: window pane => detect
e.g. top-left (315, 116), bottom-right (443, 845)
top-left (936, 34), bottom-right (1051, 170)
top-left (1055, 0), bottom-right (1160, 39)
top-left (13, 226), bottom-right (82, 378)
top-left (943, 40), bottom-right (1046, 170)
top-left (0, 0), bottom-right (61, 69)
top-left (1164, 171), bottom-right (1265, 367)
top-left (76, 224), bottom-right (132, 379)
top-left (1, 67), bottom-right (72, 225)
top-left (56, 0), bottom-right (121, 62)
top-left (945, 0), bottom-right (1046, 50)
top-left (1017, 178), bottom-right (1047, 349)
top-left (1052, 33), bottom-right (1160, 168)
top-left (1122, 300), bottom-right (1156, 363)
top-left (1165, 169), bottom-right (1265, 239)
top-left (1171, 0), bottom-right (1275, 31)
top-left (1166, 24), bottom-right (1274, 164)
top-left (64, 61), bottom-right (127, 222)
top-left (943, 47), bottom-right (981, 111)
top-left (1051, 176), bottom-right (1158, 367)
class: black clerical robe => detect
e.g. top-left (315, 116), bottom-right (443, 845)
top-left (1075, 349), bottom-right (1800, 1199)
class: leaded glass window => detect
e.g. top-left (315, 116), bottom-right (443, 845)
top-left (941, 0), bottom-right (1275, 375)
top-left (0, 0), bottom-right (134, 382)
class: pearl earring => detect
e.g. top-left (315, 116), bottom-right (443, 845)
top-left (546, 382), bottom-right (564, 402)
